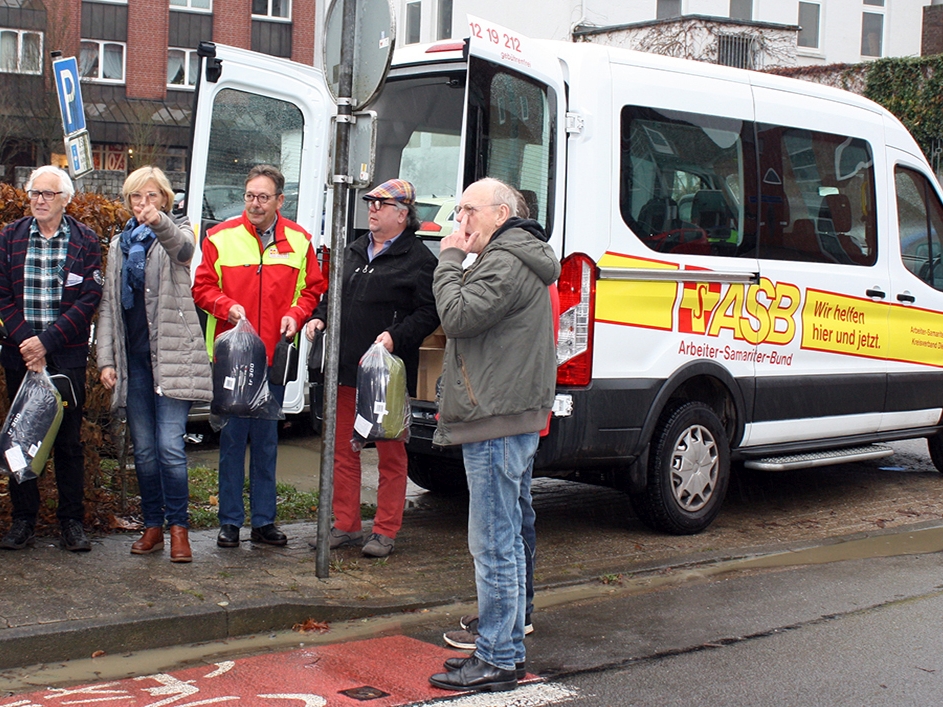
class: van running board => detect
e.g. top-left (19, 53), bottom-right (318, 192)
top-left (743, 444), bottom-right (895, 472)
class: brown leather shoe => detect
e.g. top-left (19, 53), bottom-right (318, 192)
top-left (131, 527), bottom-right (164, 555)
top-left (169, 525), bottom-right (192, 563)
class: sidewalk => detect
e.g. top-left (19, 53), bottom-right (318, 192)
top-left (0, 480), bottom-right (717, 672)
top-left (4, 437), bottom-right (943, 671)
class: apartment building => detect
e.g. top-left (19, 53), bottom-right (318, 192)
top-left (402, 0), bottom-right (931, 69)
top-left (0, 0), bottom-right (315, 178)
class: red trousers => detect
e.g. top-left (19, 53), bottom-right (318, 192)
top-left (332, 384), bottom-right (408, 538)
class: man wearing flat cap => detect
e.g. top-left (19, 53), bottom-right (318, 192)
top-left (306, 178), bottom-right (439, 557)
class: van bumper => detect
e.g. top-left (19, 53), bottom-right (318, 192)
top-left (406, 378), bottom-right (661, 478)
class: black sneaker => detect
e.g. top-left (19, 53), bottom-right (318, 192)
top-left (60, 519), bottom-right (91, 552)
top-left (460, 613), bottom-right (534, 635)
top-left (0, 518), bottom-right (35, 550)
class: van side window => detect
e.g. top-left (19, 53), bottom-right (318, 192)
top-left (896, 166), bottom-right (943, 290)
top-left (466, 57), bottom-right (556, 232)
top-left (619, 106), bottom-right (754, 258)
top-left (756, 125), bottom-right (876, 266)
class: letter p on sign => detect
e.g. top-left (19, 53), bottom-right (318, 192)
top-left (53, 56), bottom-right (86, 136)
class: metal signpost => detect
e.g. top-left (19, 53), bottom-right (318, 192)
top-left (316, 0), bottom-right (395, 578)
top-left (52, 53), bottom-right (93, 179)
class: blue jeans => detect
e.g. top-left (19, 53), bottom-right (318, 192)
top-left (521, 459), bottom-right (536, 617)
top-left (463, 432), bottom-right (539, 671)
top-left (126, 352), bottom-right (193, 528)
top-left (217, 379), bottom-right (285, 528)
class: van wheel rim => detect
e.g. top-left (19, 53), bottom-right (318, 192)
top-left (669, 424), bottom-right (718, 512)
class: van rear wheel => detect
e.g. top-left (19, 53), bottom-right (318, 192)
top-left (631, 401), bottom-right (730, 535)
top-left (407, 454), bottom-right (468, 495)
top-left (928, 433), bottom-right (943, 473)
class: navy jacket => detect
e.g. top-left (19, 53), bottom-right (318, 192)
top-left (314, 228), bottom-right (439, 395)
top-left (0, 215), bottom-right (103, 370)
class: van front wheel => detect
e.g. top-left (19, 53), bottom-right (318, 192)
top-left (632, 401), bottom-right (730, 535)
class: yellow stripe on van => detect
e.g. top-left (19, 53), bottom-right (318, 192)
top-left (800, 289), bottom-right (886, 360)
top-left (888, 304), bottom-right (943, 369)
top-left (596, 253), bottom-right (678, 331)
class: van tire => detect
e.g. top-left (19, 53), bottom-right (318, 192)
top-left (407, 454), bottom-right (468, 495)
top-left (928, 433), bottom-right (943, 473)
top-left (633, 401), bottom-right (730, 535)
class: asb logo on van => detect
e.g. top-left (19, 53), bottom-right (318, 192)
top-left (596, 252), bottom-right (943, 370)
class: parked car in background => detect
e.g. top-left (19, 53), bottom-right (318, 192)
top-left (415, 197), bottom-right (455, 253)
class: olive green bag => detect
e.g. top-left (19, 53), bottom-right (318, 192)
top-left (352, 342), bottom-right (411, 449)
top-left (0, 369), bottom-right (64, 483)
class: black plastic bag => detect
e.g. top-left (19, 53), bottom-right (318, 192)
top-left (0, 369), bottom-right (63, 483)
top-left (352, 342), bottom-right (410, 450)
top-left (210, 318), bottom-right (283, 427)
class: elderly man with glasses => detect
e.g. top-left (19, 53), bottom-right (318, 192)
top-left (193, 164), bottom-right (325, 549)
top-left (428, 177), bottom-right (559, 693)
top-left (0, 166), bottom-right (103, 552)
top-left (305, 178), bottom-right (439, 558)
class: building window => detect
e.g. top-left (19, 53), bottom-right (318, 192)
top-left (406, 1), bottom-right (421, 44)
top-left (717, 34), bottom-right (755, 69)
top-left (80, 40), bottom-right (125, 83)
top-left (168, 48), bottom-right (198, 88)
top-left (0, 29), bottom-right (41, 74)
top-left (657, 0), bottom-right (681, 20)
top-left (798, 2), bottom-right (820, 49)
top-left (437, 0), bottom-right (452, 40)
top-left (861, 11), bottom-right (883, 57)
top-left (863, 0), bottom-right (884, 5)
top-left (170, 0), bottom-right (211, 9)
top-left (729, 0), bottom-right (752, 21)
top-left (252, 0), bottom-right (290, 19)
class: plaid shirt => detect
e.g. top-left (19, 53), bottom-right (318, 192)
top-left (23, 218), bottom-right (70, 333)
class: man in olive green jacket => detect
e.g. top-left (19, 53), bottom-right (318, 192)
top-left (429, 178), bottom-right (559, 694)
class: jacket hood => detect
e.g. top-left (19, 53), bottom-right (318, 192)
top-left (485, 219), bottom-right (559, 285)
top-left (493, 217), bottom-right (549, 243)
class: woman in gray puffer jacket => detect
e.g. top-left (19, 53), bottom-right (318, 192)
top-left (97, 166), bottom-right (212, 563)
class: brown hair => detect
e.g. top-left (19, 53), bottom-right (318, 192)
top-left (245, 164), bottom-right (285, 194)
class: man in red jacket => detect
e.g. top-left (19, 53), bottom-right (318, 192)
top-left (193, 164), bottom-right (324, 548)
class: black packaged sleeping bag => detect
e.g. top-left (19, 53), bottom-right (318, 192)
top-left (211, 318), bottom-right (282, 422)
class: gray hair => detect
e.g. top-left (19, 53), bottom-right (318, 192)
top-left (27, 165), bottom-right (74, 203)
top-left (404, 202), bottom-right (421, 231)
top-left (478, 177), bottom-right (522, 218)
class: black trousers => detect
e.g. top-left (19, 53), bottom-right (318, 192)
top-left (4, 365), bottom-right (87, 525)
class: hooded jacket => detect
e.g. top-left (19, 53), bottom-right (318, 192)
top-left (433, 218), bottom-right (560, 446)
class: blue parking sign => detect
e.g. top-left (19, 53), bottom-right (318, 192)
top-left (53, 56), bottom-right (86, 136)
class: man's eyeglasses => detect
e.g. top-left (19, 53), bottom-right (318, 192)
top-left (366, 200), bottom-right (401, 211)
top-left (244, 192), bottom-right (278, 204)
top-left (129, 191), bottom-right (161, 203)
top-left (453, 203), bottom-right (501, 217)
top-left (27, 190), bottom-right (63, 202)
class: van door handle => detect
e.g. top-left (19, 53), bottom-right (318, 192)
top-left (897, 292), bottom-right (916, 304)
top-left (866, 287), bottom-right (886, 299)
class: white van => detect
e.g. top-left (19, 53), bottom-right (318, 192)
top-left (186, 18), bottom-right (943, 535)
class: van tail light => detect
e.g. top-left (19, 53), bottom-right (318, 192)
top-left (420, 221), bottom-right (441, 232)
top-left (556, 253), bottom-right (596, 387)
